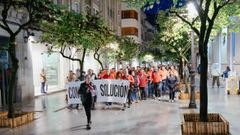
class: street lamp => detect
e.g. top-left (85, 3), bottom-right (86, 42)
top-left (187, 2), bottom-right (198, 109)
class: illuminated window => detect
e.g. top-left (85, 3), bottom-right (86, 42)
top-left (122, 10), bottom-right (138, 20)
top-left (121, 27), bottom-right (138, 36)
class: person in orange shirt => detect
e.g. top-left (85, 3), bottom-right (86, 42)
top-left (147, 67), bottom-right (154, 98)
top-left (109, 69), bottom-right (116, 79)
top-left (139, 68), bottom-right (148, 100)
top-left (152, 66), bottom-right (161, 99)
top-left (159, 66), bottom-right (169, 100)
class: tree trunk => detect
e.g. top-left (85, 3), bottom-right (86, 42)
top-left (93, 49), bottom-right (104, 70)
top-left (199, 41), bottom-right (208, 122)
top-left (179, 58), bottom-right (184, 81)
top-left (7, 36), bottom-right (19, 118)
top-left (80, 48), bottom-right (87, 74)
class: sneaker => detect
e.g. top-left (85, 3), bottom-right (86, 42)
top-left (122, 108), bottom-right (125, 111)
top-left (169, 100), bottom-right (172, 103)
top-left (86, 124), bottom-right (91, 130)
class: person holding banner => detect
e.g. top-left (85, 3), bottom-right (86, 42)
top-left (87, 69), bottom-right (97, 110)
top-left (103, 69), bottom-right (113, 109)
top-left (78, 75), bottom-right (95, 130)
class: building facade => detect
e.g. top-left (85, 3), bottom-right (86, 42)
top-left (208, 27), bottom-right (240, 75)
top-left (0, 0), bottom-right (122, 106)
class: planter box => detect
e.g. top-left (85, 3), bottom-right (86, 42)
top-left (0, 112), bottom-right (34, 128)
top-left (181, 113), bottom-right (229, 135)
top-left (178, 83), bottom-right (190, 92)
top-left (178, 91), bottom-right (200, 100)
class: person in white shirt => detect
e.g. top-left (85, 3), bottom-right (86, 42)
top-left (211, 64), bottom-right (220, 88)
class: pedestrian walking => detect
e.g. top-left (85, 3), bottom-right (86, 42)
top-left (166, 71), bottom-right (178, 102)
top-left (78, 75), bottom-right (95, 130)
top-left (87, 69), bottom-right (97, 110)
top-left (139, 69), bottom-right (148, 100)
top-left (211, 64), bottom-right (221, 88)
top-left (132, 71), bottom-right (140, 103)
top-left (40, 68), bottom-right (47, 93)
top-left (152, 67), bottom-right (161, 99)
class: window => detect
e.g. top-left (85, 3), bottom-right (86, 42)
top-left (121, 27), bottom-right (138, 36)
top-left (122, 10), bottom-right (138, 20)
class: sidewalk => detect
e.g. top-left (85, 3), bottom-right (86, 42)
top-left (0, 79), bottom-right (240, 135)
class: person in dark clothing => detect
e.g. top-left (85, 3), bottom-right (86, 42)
top-left (78, 75), bottom-right (95, 130)
top-left (166, 71), bottom-right (179, 102)
top-left (223, 66), bottom-right (231, 79)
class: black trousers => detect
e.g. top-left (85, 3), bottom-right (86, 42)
top-left (91, 96), bottom-right (97, 109)
top-left (154, 83), bottom-right (160, 97)
top-left (169, 90), bottom-right (175, 100)
top-left (83, 101), bottom-right (92, 124)
top-left (127, 89), bottom-right (132, 107)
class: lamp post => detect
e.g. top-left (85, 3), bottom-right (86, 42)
top-left (187, 2), bottom-right (197, 108)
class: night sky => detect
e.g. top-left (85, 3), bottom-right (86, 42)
top-left (144, 0), bottom-right (186, 25)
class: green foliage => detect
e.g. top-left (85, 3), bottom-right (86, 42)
top-left (117, 36), bottom-right (139, 61)
top-left (148, 11), bottom-right (191, 63)
top-left (41, 11), bottom-right (112, 51)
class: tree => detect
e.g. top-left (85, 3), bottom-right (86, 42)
top-left (152, 11), bottom-right (191, 79)
top-left (126, 0), bottom-right (240, 122)
top-left (0, 0), bottom-right (57, 118)
top-left (93, 30), bottom-right (115, 70)
top-left (41, 11), bottom-right (112, 74)
top-left (117, 36), bottom-right (139, 62)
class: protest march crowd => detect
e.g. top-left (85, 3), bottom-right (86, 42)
top-left (66, 65), bottom-right (180, 130)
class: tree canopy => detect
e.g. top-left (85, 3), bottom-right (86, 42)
top-left (41, 10), bottom-right (113, 73)
top-left (117, 36), bottom-right (139, 61)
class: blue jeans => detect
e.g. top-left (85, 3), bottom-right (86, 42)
top-left (159, 80), bottom-right (166, 96)
top-left (131, 91), bottom-right (138, 101)
top-left (148, 83), bottom-right (154, 97)
top-left (41, 82), bottom-right (46, 93)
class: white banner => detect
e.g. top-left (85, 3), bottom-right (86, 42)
top-left (67, 81), bottom-right (83, 105)
top-left (93, 79), bottom-right (130, 103)
top-left (67, 79), bottom-right (130, 104)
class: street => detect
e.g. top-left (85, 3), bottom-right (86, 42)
top-left (0, 79), bottom-right (240, 135)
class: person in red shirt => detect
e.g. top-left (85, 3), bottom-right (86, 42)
top-left (139, 68), bottom-right (148, 100)
top-left (102, 69), bottom-right (113, 109)
top-left (98, 69), bottom-right (108, 79)
top-left (152, 66), bottom-right (161, 99)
